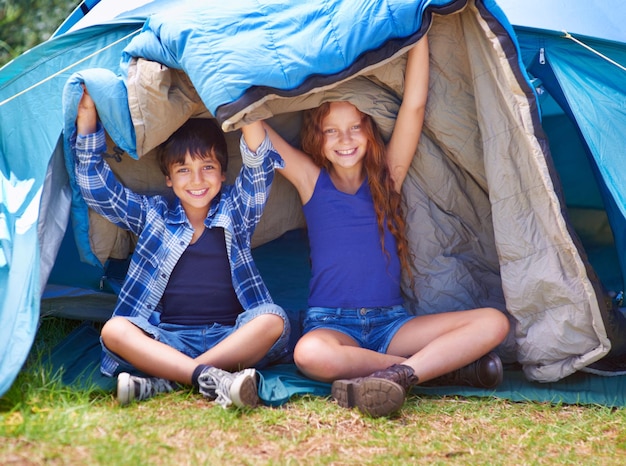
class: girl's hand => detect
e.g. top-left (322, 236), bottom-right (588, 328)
top-left (240, 120), bottom-right (266, 153)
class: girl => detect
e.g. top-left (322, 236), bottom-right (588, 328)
top-left (242, 36), bottom-right (510, 417)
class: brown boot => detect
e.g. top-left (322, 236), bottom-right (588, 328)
top-left (422, 352), bottom-right (503, 389)
top-left (331, 364), bottom-right (418, 418)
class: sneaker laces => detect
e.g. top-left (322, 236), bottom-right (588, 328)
top-left (197, 370), bottom-right (217, 400)
top-left (135, 377), bottom-right (175, 401)
top-left (213, 374), bottom-right (236, 408)
top-left (198, 367), bottom-right (235, 407)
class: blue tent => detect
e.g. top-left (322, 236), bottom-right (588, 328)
top-left (2, 0), bottom-right (626, 399)
top-left (498, 0), bottom-right (626, 296)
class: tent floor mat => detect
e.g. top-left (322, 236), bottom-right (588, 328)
top-left (44, 321), bottom-right (626, 407)
top-left (42, 228), bottom-right (626, 407)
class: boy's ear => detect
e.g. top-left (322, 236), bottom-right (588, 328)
top-left (221, 173), bottom-right (226, 182)
top-left (165, 176), bottom-right (172, 187)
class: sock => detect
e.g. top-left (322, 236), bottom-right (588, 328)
top-left (191, 364), bottom-right (212, 390)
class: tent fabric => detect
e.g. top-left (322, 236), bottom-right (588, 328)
top-left (1, 0), bottom-right (624, 398)
top-left (0, 23), bottom-right (146, 397)
top-left (261, 363), bottom-right (626, 408)
top-left (513, 27), bottom-right (626, 295)
top-left (497, 0), bottom-right (626, 361)
top-left (496, 0), bottom-right (626, 44)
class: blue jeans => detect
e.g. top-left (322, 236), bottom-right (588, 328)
top-left (303, 305), bottom-right (414, 353)
top-left (102, 303), bottom-right (290, 377)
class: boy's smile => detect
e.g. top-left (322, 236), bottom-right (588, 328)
top-left (165, 151), bottom-right (225, 218)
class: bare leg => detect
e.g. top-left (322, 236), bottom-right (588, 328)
top-left (101, 317), bottom-right (197, 384)
top-left (294, 329), bottom-right (405, 382)
top-left (312, 307), bottom-right (508, 418)
top-left (293, 307), bottom-right (509, 383)
top-left (101, 313), bottom-right (285, 383)
top-left (194, 313), bottom-right (284, 370)
top-left (387, 307), bottom-right (510, 382)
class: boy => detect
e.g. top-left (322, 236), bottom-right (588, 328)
top-left (73, 88), bottom-right (289, 408)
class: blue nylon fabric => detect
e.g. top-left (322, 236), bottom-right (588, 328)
top-left (513, 28), bottom-right (626, 293)
top-left (0, 23), bottom-right (141, 397)
top-left (546, 42), bottom-right (626, 293)
top-left (62, 69), bottom-right (136, 268)
top-left (120, 0), bottom-right (457, 118)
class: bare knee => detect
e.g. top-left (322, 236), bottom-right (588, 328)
top-left (101, 316), bottom-right (137, 351)
top-left (293, 336), bottom-right (316, 369)
top-left (483, 307), bottom-right (510, 346)
top-left (294, 336), bottom-right (342, 381)
top-left (251, 313), bottom-right (285, 342)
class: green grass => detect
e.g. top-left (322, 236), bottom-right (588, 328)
top-left (2, 317), bottom-right (626, 465)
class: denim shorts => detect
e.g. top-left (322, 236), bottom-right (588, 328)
top-left (302, 305), bottom-right (414, 353)
top-left (102, 303), bottom-right (291, 376)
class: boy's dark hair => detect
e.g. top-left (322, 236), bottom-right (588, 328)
top-left (158, 118), bottom-right (228, 176)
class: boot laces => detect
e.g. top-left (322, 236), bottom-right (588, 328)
top-left (370, 364), bottom-right (418, 390)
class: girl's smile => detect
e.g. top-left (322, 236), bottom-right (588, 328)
top-left (322, 101), bottom-right (368, 170)
top-left (335, 148), bottom-right (358, 156)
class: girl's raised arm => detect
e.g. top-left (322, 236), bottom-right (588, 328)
top-left (386, 35), bottom-right (429, 192)
top-left (241, 119), bottom-right (319, 203)
top-left (240, 120), bottom-right (266, 153)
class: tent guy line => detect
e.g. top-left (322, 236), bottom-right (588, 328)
top-left (0, 28), bottom-right (141, 108)
top-left (563, 30), bottom-right (626, 72)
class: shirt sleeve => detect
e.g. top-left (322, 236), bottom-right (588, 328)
top-left (238, 130), bottom-right (285, 169)
top-left (228, 131), bottom-right (285, 238)
top-left (73, 126), bottom-right (148, 235)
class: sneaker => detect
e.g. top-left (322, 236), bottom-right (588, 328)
top-left (331, 364), bottom-right (418, 418)
top-left (117, 372), bottom-right (176, 406)
top-left (197, 367), bottom-right (259, 409)
top-left (421, 352), bottom-right (503, 389)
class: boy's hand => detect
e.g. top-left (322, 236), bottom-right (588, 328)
top-left (76, 85), bottom-right (98, 135)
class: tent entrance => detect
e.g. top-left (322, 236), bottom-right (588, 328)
top-left (518, 30), bottom-right (626, 298)
top-left (539, 91), bottom-right (624, 297)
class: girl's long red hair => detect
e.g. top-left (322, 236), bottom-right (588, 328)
top-left (301, 102), bottom-right (413, 281)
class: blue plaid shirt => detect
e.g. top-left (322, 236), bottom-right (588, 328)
top-left (74, 127), bottom-right (283, 374)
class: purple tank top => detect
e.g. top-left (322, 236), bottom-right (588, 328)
top-left (160, 227), bottom-right (242, 325)
top-left (302, 169), bottom-right (403, 308)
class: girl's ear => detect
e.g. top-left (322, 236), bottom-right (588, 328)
top-left (165, 176), bottom-right (172, 187)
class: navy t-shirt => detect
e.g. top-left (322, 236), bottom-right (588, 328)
top-left (160, 227), bottom-right (243, 325)
top-left (302, 169), bottom-right (403, 308)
